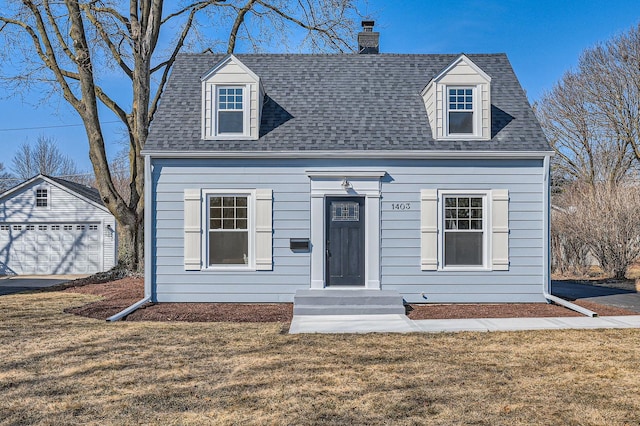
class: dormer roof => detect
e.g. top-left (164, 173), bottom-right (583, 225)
top-left (201, 54), bottom-right (262, 86)
top-left (430, 54), bottom-right (491, 85)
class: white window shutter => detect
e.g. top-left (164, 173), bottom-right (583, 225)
top-left (184, 189), bottom-right (202, 270)
top-left (420, 189), bottom-right (438, 270)
top-left (491, 189), bottom-right (509, 270)
top-left (255, 189), bottom-right (273, 270)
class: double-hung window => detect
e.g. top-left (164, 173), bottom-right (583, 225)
top-left (36, 189), bottom-right (48, 207)
top-left (443, 194), bottom-right (485, 267)
top-left (217, 87), bottom-right (244, 134)
top-left (447, 87), bottom-right (474, 135)
top-left (208, 194), bottom-right (250, 266)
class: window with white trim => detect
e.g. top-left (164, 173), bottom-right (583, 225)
top-left (208, 194), bottom-right (250, 266)
top-left (36, 189), bottom-right (48, 207)
top-left (447, 88), bottom-right (474, 135)
top-left (443, 195), bottom-right (485, 267)
top-left (217, 87), bottom-right (245, 135)
top-left (184, 188), bottom-right (273, 271)
top-left (420, 189), bottom-right (509, 271)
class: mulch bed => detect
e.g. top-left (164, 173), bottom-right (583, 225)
top-left (60, 276), bottom-right (639, 323)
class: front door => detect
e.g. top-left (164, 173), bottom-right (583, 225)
top-left (325, 196), bottom-right (365, 286)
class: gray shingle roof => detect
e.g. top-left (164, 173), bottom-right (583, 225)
top-left (146, 53), bottom-right (550, 152)
top-left (47, 175), bottom-right (104, 206)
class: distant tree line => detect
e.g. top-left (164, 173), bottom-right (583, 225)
top-left (536, 23), bottom-right (640, 279)
top-left (0, 135), bottom-right (88, 193)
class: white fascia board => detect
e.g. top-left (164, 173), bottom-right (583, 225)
top-left (143, 150), bottom-right (555, 160)
top-left (200, 54), bottom-right (261, 83)
top-left (419, 80), bottom-right (434, 97)
top-left (433, 54), bottom-right (492, 83)
top-left (0, 174), bottom-right (43, 200)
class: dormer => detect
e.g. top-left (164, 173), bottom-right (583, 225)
top-left (421, 54), bottom-right (491, 140)
top-left (201, 55), bottom-right (264, 140)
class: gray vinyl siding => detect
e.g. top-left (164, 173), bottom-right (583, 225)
top-left (151, 157), bottom-right (546, 303)
top-left (0, 180), bottom-right (117, 272)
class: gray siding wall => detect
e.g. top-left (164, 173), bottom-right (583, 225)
top-left (152, 158), bottom-right (546, 303)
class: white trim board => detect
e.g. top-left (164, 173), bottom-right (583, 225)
top-left (308, 174), bottom-right (382, 290)
top-left (143, 150), bottom-right (555, 159)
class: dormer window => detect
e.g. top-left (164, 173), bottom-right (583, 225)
top-left (36, 189), bottom-right (48, 207)
top-left (447, 88), bottom-right (474, 134)
top-left (420, 54), bottom-right (491, 140)
top-left (217, 87), bottom-right (244, 134)
top-left (201, 55), bottom-right (264, 140)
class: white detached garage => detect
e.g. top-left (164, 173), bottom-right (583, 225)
top-left (0, 174), bottom-right (117, 275)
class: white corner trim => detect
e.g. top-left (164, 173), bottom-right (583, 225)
top-left (144, 154), bottom-right (153, 300)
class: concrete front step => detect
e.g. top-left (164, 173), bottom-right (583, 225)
top-left (293, 289), bottom-right (406, 315)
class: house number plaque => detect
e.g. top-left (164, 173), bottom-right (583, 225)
top-left (391, 203), bottom-right (411, 210)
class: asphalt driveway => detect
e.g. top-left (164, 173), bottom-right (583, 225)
top-left (552, 280), bottom-right (640, 313)
top-left (0, 275), bottom-right (87, 296)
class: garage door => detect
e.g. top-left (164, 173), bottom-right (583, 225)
top-left (0, 223), bottom-right (102, 275)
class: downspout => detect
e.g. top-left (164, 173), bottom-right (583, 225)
top-left (107, 154), bottom-right (154, 322)
top-left (540, 154), bottom-right (597, 317)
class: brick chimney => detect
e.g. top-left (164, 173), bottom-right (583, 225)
top-left (358, 20), bottom-right (379, 54)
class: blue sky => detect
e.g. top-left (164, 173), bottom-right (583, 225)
top-left (0, 0), bottom-right (639, 174)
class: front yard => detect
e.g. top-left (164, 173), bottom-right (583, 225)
top-left (1, 290), bottom-right (640, 425)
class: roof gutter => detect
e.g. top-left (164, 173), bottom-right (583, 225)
top-left (141, 149), bottom-right (555, 160)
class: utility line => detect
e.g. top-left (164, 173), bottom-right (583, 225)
top-left (0, 120), bottom-right (121, 132)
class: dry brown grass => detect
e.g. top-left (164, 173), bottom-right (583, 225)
top-left (2, 291), bottom-right (640, 425)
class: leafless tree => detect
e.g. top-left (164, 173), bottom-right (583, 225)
top-left (0, 0), bottom-right (360, 270)
top-left (12, 135), bottom-right (80, 181)
top-left (580, 24), bottom-right (640, 166)
top-left (536, 24), bottom-right (640, 188)
top-left (0, 162), bottom-right (16, 193)
top-left (539, 23), bottom-right (640, 277)
top-left (536, 78), bottom-right (634, 188)
top-left (553, 182), bottom-right (640, 279)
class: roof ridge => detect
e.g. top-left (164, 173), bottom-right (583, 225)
top-left (177, 52), bottom-right (507, 57)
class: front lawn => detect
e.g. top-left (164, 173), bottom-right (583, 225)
top-left (1, 290), bottom-right (639, 425)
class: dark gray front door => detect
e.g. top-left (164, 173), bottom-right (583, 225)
top-left (325, 196), bottom-right (365, 286)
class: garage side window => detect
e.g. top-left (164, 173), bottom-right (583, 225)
top-left (36, 189), bottom-right (48, 207)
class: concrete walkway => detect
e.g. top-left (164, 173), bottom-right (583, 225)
top-left (289, 314), bottom-right (640, 334)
